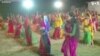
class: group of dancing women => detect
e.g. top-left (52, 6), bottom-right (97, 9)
top-left (0, 9), bottom-right (99, 56)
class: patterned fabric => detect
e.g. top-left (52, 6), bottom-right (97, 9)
top-left (53, 27), bottom-right (60, 39)
top-left (8, 20), bottom-right (14, 33)
top-left (39, 20), bottom-right (51, 56)
top-left (43, 15), bottom-right (50, 32)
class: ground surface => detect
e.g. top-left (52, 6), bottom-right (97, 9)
top-left (0, 30), bottom-right (100, 56)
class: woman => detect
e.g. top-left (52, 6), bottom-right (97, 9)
top-left (14, 20), bottom-right (22, 38)
top-left (7, 19), bottom-right (14, 37)
top-left (39, 17), bottom-right (51, 56)
top-left (62, 12), bottom-right (79, 56)
top-left (20, 17), bottom-right (26, 40)
top-left (61, 14), bottom-right (72, 56)
top-left (31, 19), bottom-right (39, 46)
top-left (83, 13), bottom-right (92, 45)
top-left (24, 17), bottom-right (32, 46)
top-left (53, 14), bottom-right (63, 39)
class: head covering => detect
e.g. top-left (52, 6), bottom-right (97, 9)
top-left (43, 15), bottom-right (50, 32)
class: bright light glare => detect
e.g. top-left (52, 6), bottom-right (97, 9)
top-left (54, 1), bottom-right (63, 9)
top-left (91, 2), bottom-right (94, 5)
top-left (91, 1), bottom-right (100, 5)
top-left (97, 2), bottom-right (100, 5)
top-left (22, 0), bottom-right (34, 9)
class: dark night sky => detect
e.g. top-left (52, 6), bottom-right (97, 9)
top-left (0, 0), bottom-right (98, 16)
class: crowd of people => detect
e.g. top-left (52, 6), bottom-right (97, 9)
top-left (0, 8), bottom-right (99, 56)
